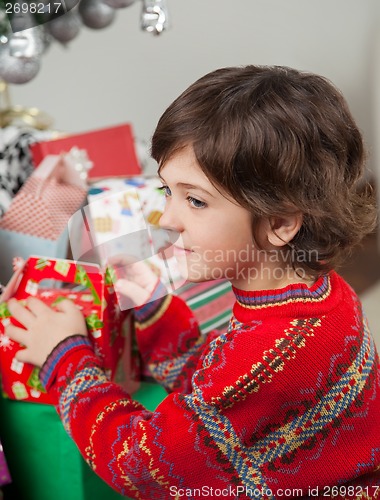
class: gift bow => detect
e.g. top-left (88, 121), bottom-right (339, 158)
top-left (64, 147), bottom-right (93, 181)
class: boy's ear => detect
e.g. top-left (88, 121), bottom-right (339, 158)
top-left (267, 213), bottom-right (303, 247)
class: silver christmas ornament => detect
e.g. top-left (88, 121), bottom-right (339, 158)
top-left (102, 0), bottom-right (135, 9)
top-left (79, 0), bottom-right (116, 29)
top-left (0, 41), bottom-right (41, 84)
top-left (9, 26), bottom-right (47, 58)
top-left (10, 10), bottom-right (34, 32)
top-left (141, 0), bottom-right (168, 35)
top-left (0, 0), bottom-right (170, 84)
top-left (48, 11), bottom-right (82, 43)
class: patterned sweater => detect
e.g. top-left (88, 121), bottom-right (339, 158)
top-left (40, 271), bottom-right (380, 499)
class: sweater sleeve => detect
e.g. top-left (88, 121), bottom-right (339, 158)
top-left (39, 332), bottom-right (245, 499)
top-left (132, 281), bottom-right (221, 393)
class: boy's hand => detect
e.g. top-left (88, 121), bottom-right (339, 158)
top-left (108, 256), bottom-right (161, 308)
top-left (5, 297), bottom-right (87, 367)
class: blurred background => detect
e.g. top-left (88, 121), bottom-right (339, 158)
top-left (6, 0), bottom-right (380, 164)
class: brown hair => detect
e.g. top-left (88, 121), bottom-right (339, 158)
top-left (151, 65), bottom-right (378, 277)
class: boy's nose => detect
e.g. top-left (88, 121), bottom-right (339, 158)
top-left (159, 202), bottom-right (183, 232)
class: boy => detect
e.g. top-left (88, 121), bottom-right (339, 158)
top-left (6, 65), bottom-right (380, 499)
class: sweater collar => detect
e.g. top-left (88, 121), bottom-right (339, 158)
top-left (232, 273), bottom-right (331, 312)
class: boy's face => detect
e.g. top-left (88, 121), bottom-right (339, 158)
top-left (158, 146), bottom-right (263, 289)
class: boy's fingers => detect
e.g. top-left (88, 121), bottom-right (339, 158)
top-left (15, 347), bottom-right (37, 366)
top-left (107, 254), bottom-right (139, 266)
top-left (114, 279), bottom-right (139, 297)
top-left (5, 324), bottom-right (28, 346)
top-left (7, 299), bottom-right (36, 327)
top-left (54, 298), bottom-right (78, 314)
top-left (107, 255), bottom-right (140, 278)
top-left (114, 279), bottom-right (150, 307)
top-left (15, 347), bottom-right (29, 363)
top-left (26, 297), bottom-right (52, 316)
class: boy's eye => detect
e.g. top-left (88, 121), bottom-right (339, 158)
top-left (158, 185), bottom-right (171, 197)
top-left (187, 196), bottom-right (207, 209)
top-left (158, 186), bottom-right (206, 208)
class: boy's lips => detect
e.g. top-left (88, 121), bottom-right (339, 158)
top-left (173, 245), bottom-right (192, 255)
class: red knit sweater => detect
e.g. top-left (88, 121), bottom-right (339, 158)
top-left (41, 272), bottom-right (380, 499)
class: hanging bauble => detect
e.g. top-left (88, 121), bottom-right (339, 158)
top-left (0, 40), bottom-right (40, 84)
top-left (9, 26), bottom-right (47, 58)
top-left (10, 10), bottom-right (34, 32)
top-left (48, 11), bottom-right (82, 43)
top-left (78, 0), bottom-right (116, 29)
top-left (141, 0), bottom-right (168, 35)
top-left (102, 0), bottom-right (135, 9)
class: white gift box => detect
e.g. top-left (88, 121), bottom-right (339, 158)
top-left (68, 176), bottom-right (185, 295)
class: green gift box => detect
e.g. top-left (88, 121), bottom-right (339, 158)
top-left (0, 383), bottom-right (167, 500)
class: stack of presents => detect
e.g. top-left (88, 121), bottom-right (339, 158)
top-left (0, 124), bottom-right (235, 500)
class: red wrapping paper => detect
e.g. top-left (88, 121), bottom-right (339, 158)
top-left (0, 256), bottom-right (138, 404)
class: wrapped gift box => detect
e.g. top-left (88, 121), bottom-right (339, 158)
top-left (0, 126), bottom-right (35, 218)
top-left (0, 152), bottom-right (89, 285)
top-left (69, 176), bottom-right (185, 300)
top-left (0, 256), bottom-right (138, 404)
top-left (30, 123), bottom-right (141, 180)
top-left (0, 382), bottom-right (166, 500)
